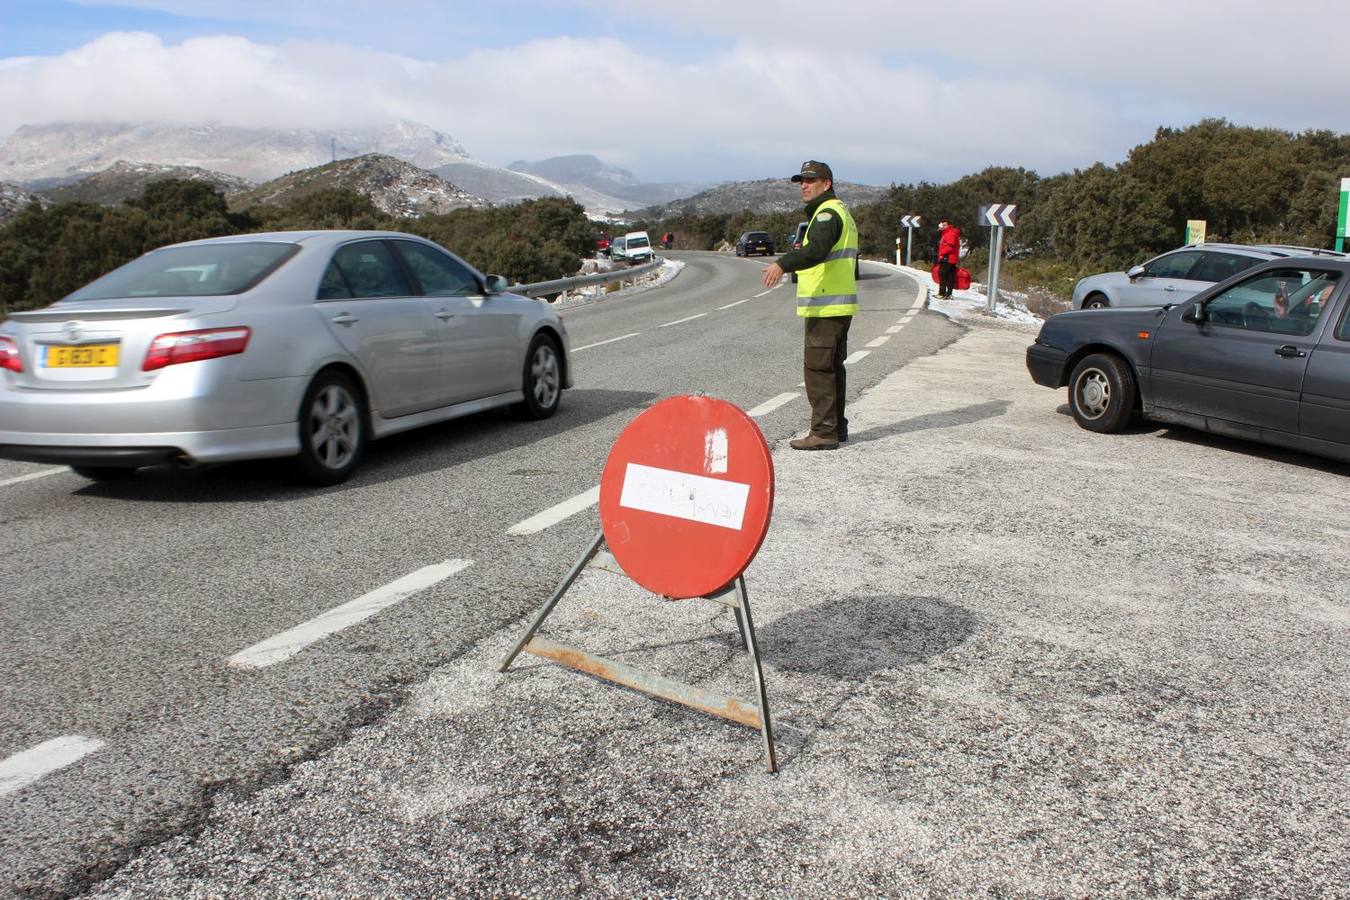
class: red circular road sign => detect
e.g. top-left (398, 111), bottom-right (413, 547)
top-left (599, 395), bottom-right (774, 599)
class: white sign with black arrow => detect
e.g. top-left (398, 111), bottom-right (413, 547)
top-left (899, 215), bottom-right (922, 265)
top-left (978, 203), bottom-right (1017, 311)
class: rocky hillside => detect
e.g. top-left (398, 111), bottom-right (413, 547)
top-left (634, 178), bottom-right (892, 218)
top-left (1, 182), bottom-right (44, 223)
top-left (36, 160), bottom-right (253, 204)
top-left (230, 153), bottom-right (486, 217)
top-left (0, 121), bottom-right (471, 185)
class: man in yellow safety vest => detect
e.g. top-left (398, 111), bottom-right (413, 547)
top-left (762, 160), bottom-right (859, 450)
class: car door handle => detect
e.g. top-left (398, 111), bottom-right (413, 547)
top-left (434, 310), bottom-right (455, 321)
top-left (330, 314), bottom-right (359, 326)
top-left (1163, 285), bottom-right (1177, 291)
top-left (1275, 345), bottom-right (1306, 359)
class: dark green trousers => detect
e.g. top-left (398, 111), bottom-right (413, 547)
top-left (803, 315), bottom-right (851, 440)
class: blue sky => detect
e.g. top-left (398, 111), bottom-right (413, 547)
top-left (0, 0), bottom-right (1346, 186)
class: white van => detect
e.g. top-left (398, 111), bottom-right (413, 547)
top-left (621, 231), bottom-right (653, 264)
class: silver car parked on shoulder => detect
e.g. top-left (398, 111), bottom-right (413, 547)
top-left (1070, 243), bottom-right (1345, 310)
top-left (0, 231), bottom-right (571, 484)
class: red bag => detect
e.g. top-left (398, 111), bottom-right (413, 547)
top-left (955, 267), bottom-right (971, 290)
top-left (931, 263), bottom-right (941, 284)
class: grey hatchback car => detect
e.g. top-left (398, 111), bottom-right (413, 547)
top-left (1071, 243), bottom-right (1345, 310)
top-left (0, 231), bottom-right (571, 484)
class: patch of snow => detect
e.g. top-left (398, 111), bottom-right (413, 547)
top-left (880, 261), bottom-right (1042, 328)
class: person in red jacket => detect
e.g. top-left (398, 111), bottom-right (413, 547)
top-left (936, 219), bottom-right (961, 298)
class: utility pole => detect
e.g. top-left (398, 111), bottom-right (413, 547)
top-left (330, 137), bottom-right (336, 163)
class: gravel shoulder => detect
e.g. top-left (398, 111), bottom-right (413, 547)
top-left (90, 316), bottom-right (1350, 898)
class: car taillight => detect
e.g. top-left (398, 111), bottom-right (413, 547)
top-left (0, 336), bottom-right (21, 372)
top-left (142, 327), bottom-right (251, 371)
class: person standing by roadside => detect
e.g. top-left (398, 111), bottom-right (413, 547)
top-left (936, 218), bottom-right (961, 298)
top-left (763, 160), bottom-right (859, 451)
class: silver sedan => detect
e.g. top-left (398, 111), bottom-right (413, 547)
top-left (0, 230), bottom-right (571, 484)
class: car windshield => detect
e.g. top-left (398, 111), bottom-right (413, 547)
top-left (627, 236), bottom-right (649, 249)
top-left (63, 242), bottom-right (300, 301)
top-left (750, 233), bottom-right (768, 240)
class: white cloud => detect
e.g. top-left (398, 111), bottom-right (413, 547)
top-left (2, 1), bottom-right (1347, 185)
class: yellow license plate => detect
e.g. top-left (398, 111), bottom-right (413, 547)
top-left (44, 343), bottom-right (120, 368)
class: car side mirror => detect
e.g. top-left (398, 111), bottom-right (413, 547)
top-left (484, 274), bottom-right (508, 294)
top-left (1126, 265), bottom-right (1146, 280)
top-left (1184, 302), bottom-right (1206, 324)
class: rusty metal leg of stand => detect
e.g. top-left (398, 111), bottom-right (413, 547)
top-left (736, 575), bottom-right (777, 773)
top-left (498, 529), bottom-right (606, 672)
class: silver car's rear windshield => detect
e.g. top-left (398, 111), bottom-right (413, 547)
top-left (63, 242), bottom-right (300, 301)
top-left (628, 237), bottom-right (650, 249)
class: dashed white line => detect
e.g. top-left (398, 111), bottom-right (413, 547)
top-left (717, 298), bottom-right (752, 310)
top-left (572, 333), bottom-right (639, 352)
top-left (228, 559), bottom-right (473, 669)
top-left (885, 325), bottom-right (903, 334)
top-left (746, 392), bottom-right (799, 418)
top-left (508, 485), bottom-right (601, 535)
top-left (865, 335), bottom-right (890, 349)
top-left (659, 313), bottom-right (707, 328)
top-left (843, 350), bottom-right (871, 365)
top-left (0, 467), bottom-right (67, 488)
top-left (0, 736), bottom-right (104, 797)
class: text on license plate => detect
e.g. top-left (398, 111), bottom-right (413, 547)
top-left (43, 343), bottom-right (120, 368)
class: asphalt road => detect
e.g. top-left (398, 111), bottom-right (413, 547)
top-left (45, 297), bottom-right (1350, 898)
top-left (0, 252), bottom-right (962, 897)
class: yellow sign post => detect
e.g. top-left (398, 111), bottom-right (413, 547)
top-left (1185, 219), bottom-right (1207, 245)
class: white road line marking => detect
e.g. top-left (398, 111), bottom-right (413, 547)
top-left (572, 333), bottom-right (639, 352)
top-left (659, 313), bottom-right (707, 328)
top-left (746, 392), bottom-right (799, 418)
top-left (717, 298), bottom-right (752, 310)
top-left (886, 325), bottom-right (903, 334)
top-left (0, 736), bottom-right (104, 797)
top-left (866, 335), bottom-right (890, 348)
top-left (910, 284), bottom-right (927, 309)
top-left (619, 463), bottom-right (750, 531)
top-left (844, 350), bottom-right (871, 365)
top-left (0, 467), bottom-right (67, 488)
top-left (507, 485), bottom-right (601, 535)
top-left (754, 288), bottom-right (776, 297)
top-left (228, 560), bottom-right (472, 669)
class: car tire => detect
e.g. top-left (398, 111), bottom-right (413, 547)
top-left (71, 465), bottom-right (137, 482)
top-left (513, 333), bottom-right (562, 420)
top-left (1068, 353), bottom-right (1137, 434)
top-left (295, 370), bottom-right (366, 485)
top-left (1083, 294), bottom-right (1110, 309)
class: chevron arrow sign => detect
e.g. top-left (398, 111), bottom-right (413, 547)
top-left (900, 215), bottom-right (922, 228)
top-left (978, 204), bottom-right (1017, 227)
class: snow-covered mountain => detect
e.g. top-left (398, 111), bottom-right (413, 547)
top-left (0, 122), bottom-right (713, 216)
top-left (0, 121), bottom-right (471, 186)
top-left (231, 154), bottom-right (485, 217)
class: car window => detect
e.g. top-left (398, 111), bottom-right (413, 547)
top-left (329, 240), bottom-right (412, 299)
top-left (1144, 251), bottom-right (1203, 279)
top-left (393, 240), bottom-right (479, 296)
top-left (317, 261), bottom-right (351, 300)
top-left (1188, 252), bottom-right (1257, 283)
top-left (1204, 268), bottom-right (1339, 336)
top-left (64, 242), bottom-right (298, 301)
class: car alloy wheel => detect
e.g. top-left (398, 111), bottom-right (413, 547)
top-left (296, 371), bottom-right (365, 484)
top-left (514, 334), bottom-right (561, 419)
top-left (1084, 295), bottom-right (1109, 309)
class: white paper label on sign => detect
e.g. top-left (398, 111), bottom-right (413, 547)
top-left (704, 428), bottom-right (728, 474)
top-left (619, 463), bottom-right (750, 531)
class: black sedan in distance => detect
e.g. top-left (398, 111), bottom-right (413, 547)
top-left (1026, 256), bottom-right (1350, 462)
top-left (735, 231), bottom-right (775, 257)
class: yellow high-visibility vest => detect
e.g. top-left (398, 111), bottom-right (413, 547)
top-left (797, 197), bottom-right (858, 317)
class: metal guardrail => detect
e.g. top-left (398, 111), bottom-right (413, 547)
top-left (509, 257), bottom-right (664, 298)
